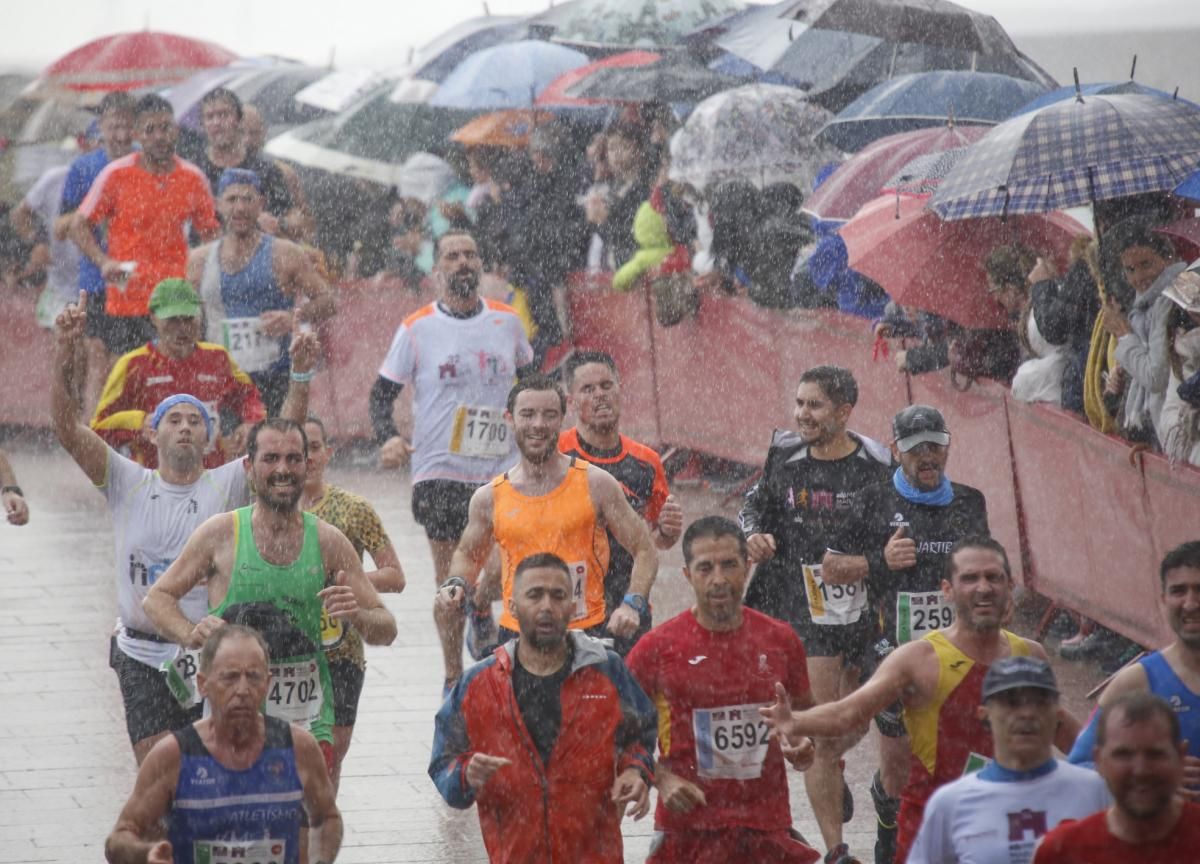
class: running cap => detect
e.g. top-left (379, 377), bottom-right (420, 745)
top-left (981, 656), bottom-right (1059, 702)
top-left (148, 278), bottom-right (201, 319)
top-left (217, 167), bottom-right (261, 196)
top-left (893, 404), bottom-right (950, 452)
top-left (1164, 263), bottom-right (1200, 313)
top-left (150, 394), bottom-right (213, 439)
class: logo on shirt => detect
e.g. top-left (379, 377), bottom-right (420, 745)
top-left (197, 374), bottom-right (218, 383)
top-left (191, 764), bottom-right (216, 785)
top-left (758, 654), bottom-right (770, 675)
top-left (688, 656), bottom-right (707, 666)
top-left (146, 375), bottom-right (174, 386)
top-left (1168, 694), bottom-right (1191, 714)
top-left (1006, 809), bottom-right (1048, 842)
top-left (438, 354), bottom-right (461, 379)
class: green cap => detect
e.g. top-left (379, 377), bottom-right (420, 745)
top-left (148, 278), bottom-right (201, 319)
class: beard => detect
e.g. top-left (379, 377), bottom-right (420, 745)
top-left (161, 441), bottom-right (203, 474)
top-left (255, 475), bottom-right (303, 512)
top-left (446, 269), bottom-right (479, 297)
top-left (521, 618), bottom-right (567, 651)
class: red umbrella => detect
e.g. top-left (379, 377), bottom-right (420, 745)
top-left (841, 193), bottom-right (1088, 328)
top-left (42, 31), bottom-right (237, 92)
top-left (536, 50), bottom-right (659, 107)
top-left (1155, 218), bottom-right (1200, 264)
top-left (803, 125), bottom-right (989, 222)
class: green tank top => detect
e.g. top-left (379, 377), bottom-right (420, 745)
top-left (212, 506), bottom-right (334, 743)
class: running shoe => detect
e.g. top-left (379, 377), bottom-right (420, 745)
top-left (824, 843), bottom-right (862, 864)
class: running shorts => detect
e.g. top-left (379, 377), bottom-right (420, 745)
top-left (411, 479), bottom-right (477, 541)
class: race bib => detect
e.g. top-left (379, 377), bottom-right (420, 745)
top-left (448, 405), bottom-right (510, 459)
top-left (193, 838), bottom-right (286, 864)
top-left (803, 565), bottom-right (867, 626)
top-left (265, 659), bottom-right (323, 729)
top-left (568, 560), bottom-right (588, 621)
top-left (693, 703), bottom-right (772, 780)
top-left (896, 591), bottom-right (954, 643)
top-left (222, 317), bottom-right (283, 373)
top-left (319, 605), bottom-right (344, 650)
top-left (161, 648), bottom-right (202, 709)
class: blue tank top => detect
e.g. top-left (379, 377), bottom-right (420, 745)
top-left (168, 716), bottom-right (304, 864)
top-left (1141, 651), bottom-right (1200, 757)
top-left (220, 235), bottom-right (292, 375)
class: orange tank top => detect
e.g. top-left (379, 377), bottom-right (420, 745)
top-left (494, 458), bottom-right (610, 631)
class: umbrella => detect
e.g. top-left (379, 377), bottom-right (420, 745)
top-left (1173, 169), bottom-right (1200, 202)
top-left (451, 109), bottom-right (555, 148)
top-left (791, 0), bottom-right (1015, 54)
top-left (536, 51), bottom-right (660, 108)
top-left (930, 92), bottom-right (1200, 220)
top-left (533, 0), bottom-right (745, 48)
top-left (879, 145), bottom-right (969, 194)
top-left (817, 70), bottom-right (1048, 152)
top-left (565, 54), bottom-right (750, 104)
top-left (410, 15), bottom-right (527, 84)
top-left (668, 83), bottom-right (839, 190)
top-left (1016, 79), bottom-right (1199, 116)
top-left (802, 124), bottom-right (987, 221)
top-left (169, 62), bottom-right (329, 133)
top-left (840, 192), bottom-right (1086, 328)
top-left (40, 30), bottom-right (237, 92)
top-left (681, 1), bottom-right (800, 72)
top-left (1155, 219), bottom-right (1200, 262)
top-left (430, 41), bottom-right (590, 110)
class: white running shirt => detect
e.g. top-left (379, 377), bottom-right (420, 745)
top-left (908, 760), bottom-right (1110, 864)
top-left (103, 451), bottom-right (250, 668)
top-left (378, 299), bottom-right (533, 485)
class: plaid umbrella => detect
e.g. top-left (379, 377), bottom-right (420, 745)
top-left (931, 92), bottom-right (1200, 220)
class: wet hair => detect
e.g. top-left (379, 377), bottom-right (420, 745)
top-left (199, 623), bottom-right (269, 674)
top-left (514, 552), bottom-right (572, 588)
top-left (682, 516), bottom-right (748, 566)
top-left (98, 91), bottom-right (135, 116)
top-left (984, 244), bottom-right (1038, 291)
top-left (247, 418), bottom-right (308, 461)
top-left (200, 86), bottom-right (244, 121)
top-left (507, 374), bottom-right (566, 415)
top-left (433, 229), bottom-right (476, 260)
top-left (134, 93), bottom-right (174, 118)
top-left (1096, 692), bottom-right (1181, 749)
top-left (798, 365), bottom-right (858, 407)
top-left (1104, 215), bottom-right (1176, 262)
top-left (944, 535), bottom-right (1012, 582)
top-left (564, 351), bottom-right (618, 389)
top-left (1160, 540), bottom-right (1200, 591)
top-left (303, 414), bottom-right (329, 445)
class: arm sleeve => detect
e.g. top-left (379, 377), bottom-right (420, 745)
top-left (428, 679), bottom-right (478, 809)
top-left (739, 473), bottom-right (772, 537)
top-left (369, 376), bottom-right (404, 445)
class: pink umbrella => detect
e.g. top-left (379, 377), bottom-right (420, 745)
top-left (841, 193), bottom-right (1088, 328)
top-left (42, 30), bottom-right (237, 92)
top-left (536, 50), bottom-right (659, 107)
top-left (803, 125), bottom-right (989, 222)
top-left (1155, 218), bottom-right (1200, 264)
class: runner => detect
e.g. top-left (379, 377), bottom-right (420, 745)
top-left (740, 365), bottom-right (892, 864)
top-left (429, 553), bottom-right (656, 862)
top-left (302, 413), bottom-right (406, 791)
top-left (626, 516), bottom-right (821, 863)
top-left (0, 447), bottom-right (29, 525)
top-left (1067, 540), bottom-right (1200, 793)
top-left (763, 537), bottom-right (1080, 864)
top-left (50, 292), bottom-right (318, 764)
top-left (822, 404), bottom-right (989, 864)
top-left (909, 657), bottom-right (1109, 864)
top-left (559, 350), bottom-right (683, 654)
top-left (369, 229), bottom-right (533, 684)
top-left (1034, 693), bottom-right (1200, 863)
top-left (435, 374), bottom-right (658, 690)
top-left (143, 418), bottom-right (398, 761)
top-left (103, 625), bottom-right (341, 864)
top-left (188, 168), bottom-right (335, 416)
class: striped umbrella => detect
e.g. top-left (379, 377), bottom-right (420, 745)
top-left (931, 92), bottom-right (1200, 220)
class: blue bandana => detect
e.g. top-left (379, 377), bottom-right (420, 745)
top-left (893, 467), bottom-right (954, 507)
top-left (150, 394), bottom-right (213, 440)
top-left (217, 168), bottom-right (261, 196)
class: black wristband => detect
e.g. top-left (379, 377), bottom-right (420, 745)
top-left (1, 485), bottom-right (22, 497)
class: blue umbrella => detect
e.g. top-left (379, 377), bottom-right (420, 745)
top-left (411, 15), bottom-right (527, 84)
top-left (1015, 79), bottom-right (1198, 115)
top-left (1174, 170), bottom-right (1200, 202)
top-left (817, 71), bottom-right (1048, 152)
top-left (931, 92), bottom-right (1200, 220)
top-left (430, 41), bottom-right (591, 110)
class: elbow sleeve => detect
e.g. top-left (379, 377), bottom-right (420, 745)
top-left (368, 377), bottom-right (403, 445)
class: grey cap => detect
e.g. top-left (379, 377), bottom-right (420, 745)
top-left (893, 404), bottom-right (951, 453)
top-left (982, 656), bottom-right (1059, 702)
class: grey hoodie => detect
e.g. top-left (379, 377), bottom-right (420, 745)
top-left (1115, 261), bottom-right (1187, 437)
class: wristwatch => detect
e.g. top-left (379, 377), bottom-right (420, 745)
top-left (622, 593), bottom-right (649, 616)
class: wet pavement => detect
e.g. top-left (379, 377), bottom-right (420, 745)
top-left (0, 438), bottom-right (1107, 863)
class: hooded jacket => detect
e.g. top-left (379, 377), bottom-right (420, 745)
top-left (1115, 261), bottom-right (1186, 436)
top-left (429, 632), bottom-right (656, 863)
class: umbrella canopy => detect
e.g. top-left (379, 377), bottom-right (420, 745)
top-left (534, 0), bottom-right (745, 48)
top-left (169, 62), bottom-right (329, 133)
top-left (41, 30), bottom-right (237, 92)
top-left (1155, 219), bottom-right (1200, 263)
top-left (879, 144), bottom-right (969, 194)
top-left (1172, 168), bottom-right (1200, 202)
top-left (536, 51), bottom-right (660, 107)
top-left (430, 41), bottom-right (590, 110)
top-left (931, 92), bottom-right (1200, 220)
top-left (802, 124), bottom-right (987, 221)
top-left (450, 109), bottom-right (555, 148)
top-left (565, 54), bottom-right (749, 104)
top-left (682, 1), bottom-right (800, 72)
top-left (791, 0), bottom-right (1013, 53)
top-left (411, 15), bottom-right (527, 84)
top-left (1016, 79), bottom-right (1199, 116)
top-left (841, 192), bottom-right (1086, 328)
top-left (817, 70), bottom-right (1047, 152)
top-left (668, 83), bottom-right (839, 190)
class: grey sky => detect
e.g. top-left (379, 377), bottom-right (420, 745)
top-left (3, 0), bottom-right (1196, 73)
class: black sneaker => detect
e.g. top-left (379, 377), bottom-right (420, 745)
top-left (824, 843), bottom-right (862, 864)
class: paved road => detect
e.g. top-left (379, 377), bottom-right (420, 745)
top-left (0, 440), bottom-right (1106, 863)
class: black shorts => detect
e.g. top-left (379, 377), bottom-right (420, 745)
top-left (329, 660), bottom-right (365, 728)
top-left (93, 310), bottom-right (155, 356)
top-left (109, 636), bottom-right (202, 745)
top-left (84, 289), bottom-right (107, 338)
top-left (411, 479), bottom-right (477, 541)
top-left (793, 615), bottom-right (876, 662)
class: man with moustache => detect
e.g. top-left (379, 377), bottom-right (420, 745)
top-left (144, 418), bottom-right (398, 765)
top-left (822, 405), bottom-right (989, 864)
top-left (104, 625), bottom-right (341, 864)
top-left (435, 374), bottom-right (658, 689)
top-left (764, 537), bottom-right (1080, 864)
top-left (369, 229), bottom-right (533, 690)
top-left (430, 553), bottom-right (657, 863)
